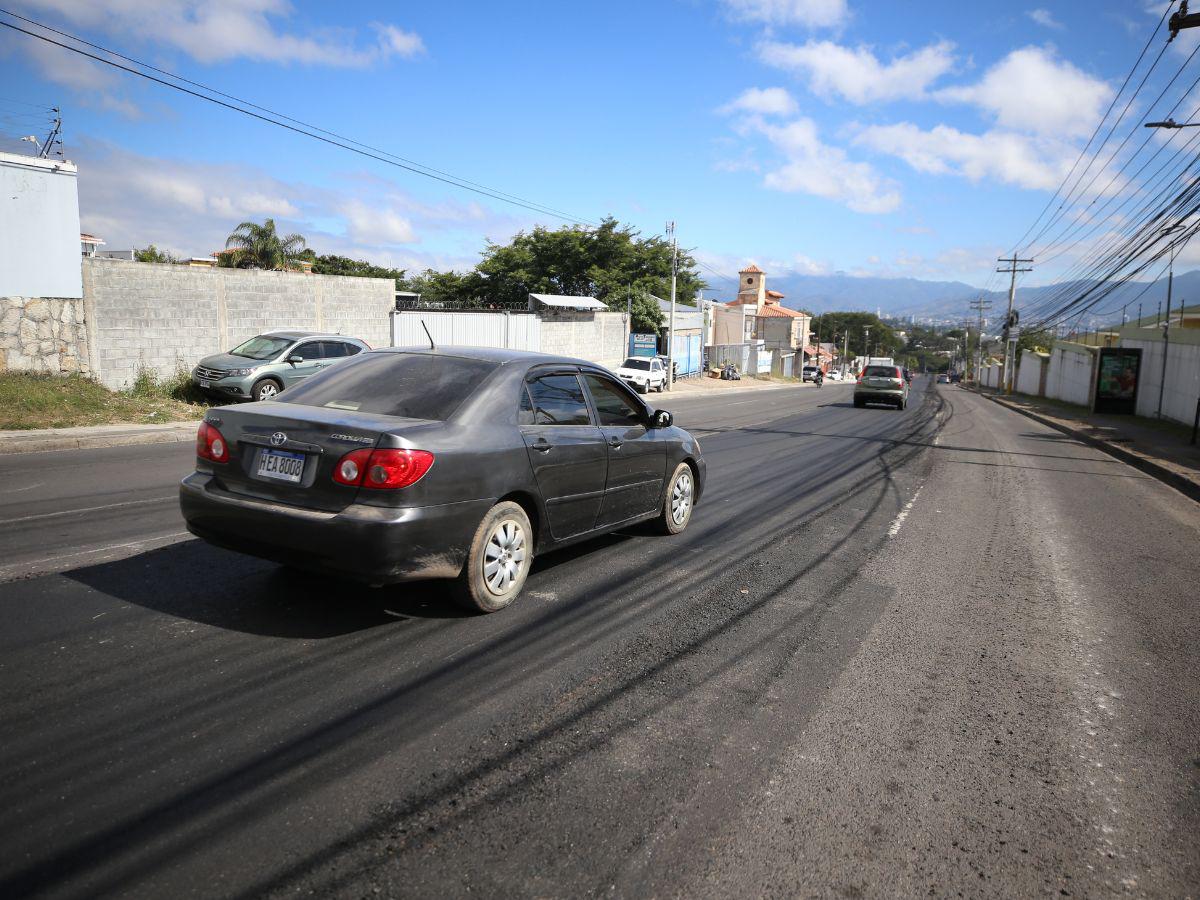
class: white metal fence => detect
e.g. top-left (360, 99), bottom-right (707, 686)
top-left (390, 310), bottom-right (540, 351)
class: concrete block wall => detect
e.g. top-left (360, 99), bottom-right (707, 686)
top-left (0, 296), bottom-right (89, 375)
top-left (539, 309), bottom-right (629, 370)
top-left (1045, 343), bottom-right (1097, 407)
top-left (81, 258), bottom-right (394, 388)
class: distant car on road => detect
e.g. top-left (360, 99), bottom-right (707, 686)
top-left (615, 356), bottom-right (667, 393)
top-left (936, 373), bottom-right (951, 384)
top-left (801, 365), bottom-right (821, 382)
top-left (180, 347), bottom-right (705, 612)
top-left (192, 331), bottom-right (370, 402)
top-left (854, 364), bottom-right (910, 410)
top-left (825, 369), bottom-right (843, 381)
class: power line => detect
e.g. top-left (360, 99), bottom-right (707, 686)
top-left (1010, 2), bottom-right (1176, 255)
top-left (0, 9), bottom-right (597, 225)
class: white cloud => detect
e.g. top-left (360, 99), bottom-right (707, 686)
top-left (719, 0), bottom-right (847, 28)
top-left (935, 46), bottom-right (1111, 138)
top-left (12, 0), bottom-right (426, 67)
top-left (68, 139), bottom-right (522, 267)
top-left (759, 39), bottom-right (957, 103)
top-left (719, 87), bottom-right (798, 116)
top-left (341, 199), bottom-right (417, 245)
top-left (853, 122), bottom-right (1074, 191)
top-left (1028, 8), bottom-right (1064, 29)
top-left (792, 253), bottom-right (829, 274)
top-left (749, 116), bottom-right (902, 213)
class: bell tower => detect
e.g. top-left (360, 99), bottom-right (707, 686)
top-left (735, 264), bottom-right (767, 306)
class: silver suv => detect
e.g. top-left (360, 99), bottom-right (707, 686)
top-left (192, 331), bottom-right (371, 402)
top-left (854, 364), bottom-right (909, 410)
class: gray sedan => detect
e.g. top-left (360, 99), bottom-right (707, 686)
top-left (180, 347), bottom-right (705, 612)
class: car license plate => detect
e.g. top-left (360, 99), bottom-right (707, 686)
top-left (199, 379), bottom-right (211, 389)
top-left (257, 448), bottom-right (305, 483)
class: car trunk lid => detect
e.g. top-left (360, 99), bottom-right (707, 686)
top-left (203, 402), bottom-right (436, 512)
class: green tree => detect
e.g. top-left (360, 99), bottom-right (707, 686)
top-left (473, 218), bottom-right (703, 323)
top-left (810, 312), bottom-right (900, 358)
top-left (308, 254), bottom-right (408, 289)
top-left (134, 244), bottom-right (179, 264)
top-left (223, 218), bottom-right (308, 271)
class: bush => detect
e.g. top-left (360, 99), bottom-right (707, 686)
top-left (123, 364), bottom-right (209, 405)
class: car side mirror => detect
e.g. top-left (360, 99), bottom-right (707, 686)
top-left (287, 355), bottom-right (303, 364)
top-left (651, 409), bottom-right (672, 428)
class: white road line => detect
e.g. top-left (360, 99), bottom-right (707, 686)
top-left (886, 488), bottom-right (922, 538)
top-left (0, 495), bottom-right (176, 525)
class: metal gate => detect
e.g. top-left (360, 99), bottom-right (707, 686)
top-left (390, 310), bottom-right (540, 350)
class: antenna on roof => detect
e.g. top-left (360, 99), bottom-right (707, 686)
top-left (420, 319), bottom-right (435, 351)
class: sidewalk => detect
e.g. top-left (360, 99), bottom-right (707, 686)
top-left (0, 420), bottom-right (198, 455)
top-left (972, 386), bottom-right (1200, 502)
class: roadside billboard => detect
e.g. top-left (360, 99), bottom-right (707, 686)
top-left (629, 333), bottom-right (657, 357)
top-left (1093, 347), bottom-right (1141, 415)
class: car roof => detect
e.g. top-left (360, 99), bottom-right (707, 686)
top-left (376, 345), bottom-right (596, 368)
top-left (256, 330), bottom-right (361, 341)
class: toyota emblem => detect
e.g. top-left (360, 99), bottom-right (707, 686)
top-left (270, 432), bottom-right (287, 446)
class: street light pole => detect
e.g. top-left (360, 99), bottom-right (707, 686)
top-left (1158, 228), bottom-right (1189, 418)
top-left (666, 221), bottom-right (677, 391)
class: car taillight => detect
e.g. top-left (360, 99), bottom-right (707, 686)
top-left (332, 448), bottom-right (434, 490)
top-left (332, 448), bottom-right (372, 486)
top-left (196, 421), bottom-right (229, 463)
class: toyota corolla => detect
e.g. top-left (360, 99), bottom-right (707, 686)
top-left (180, 347), bottom-right (705, 612)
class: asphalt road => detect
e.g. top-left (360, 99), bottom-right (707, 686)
top-left (1, 380), bottom-right (1197, 898)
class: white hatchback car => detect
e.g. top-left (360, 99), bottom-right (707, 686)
top-left (615, 356), bottom-right (667, 393)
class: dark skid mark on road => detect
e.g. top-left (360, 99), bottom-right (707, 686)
top-left (0, 386), bottom-right (949, 899)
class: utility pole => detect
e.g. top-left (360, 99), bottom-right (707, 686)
top-left (997, 254), bottom-right (1033, 394)
top-left (1158, 226), bottom-right (1192, 417)
top-left (842, 331), bottom-right (850, 378)
top-left (862, 325), bottom-right (871, 373)
top-left (969, 296), bottom-right (993, 384)
top-left (666, 221), bottom-right (677, 391)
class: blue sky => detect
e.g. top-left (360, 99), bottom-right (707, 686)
top-left (0, 1), bottom-right (1184, 293)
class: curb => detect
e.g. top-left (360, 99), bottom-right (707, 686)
top-left (0, 421), bottom-right (199, 455)
top-left (974, 388), bottom-right (1200, 504)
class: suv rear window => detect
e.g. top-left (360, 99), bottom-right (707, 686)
top-left (278, 352), bottom-right (497, 420)
top-left (864, 366), bottom-right (899, 378)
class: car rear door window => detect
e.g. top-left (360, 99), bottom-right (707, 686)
top-left (278, 352), bottom-right (498, 420)
top-left (526, 374), bottom-right (592, 425)
top-left (317, 341), bottom-right (348, 359)
top-left (583, 374), bottom-right (645, 426)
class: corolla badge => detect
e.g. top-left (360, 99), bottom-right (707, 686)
top-left (270, 431), bottom-right (287, 446)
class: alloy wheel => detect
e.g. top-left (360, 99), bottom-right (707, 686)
top-left (671, 469), bottom-right (693, 526)
top-left (483, 519), bottom-right (527, 596)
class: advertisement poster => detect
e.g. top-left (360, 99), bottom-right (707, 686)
top-left (1093, 347), bottom-right (1141, 415)
top-left (628, 333), bottom-right (657, 358)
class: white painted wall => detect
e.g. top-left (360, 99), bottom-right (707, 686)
top-left (1125, 337), bottom-right (1200, 425)
top-left (1045, 343), bottom-right (1096, 407)
top-left (0, 152), bottom-right (82, 298)
top-left (1015, 350), bottom-right (1048, 397)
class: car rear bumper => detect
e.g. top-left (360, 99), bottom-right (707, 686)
top-left (855, 389), bottom-right (905, 402)
top-left (180, 472), bottom-right (492, 584)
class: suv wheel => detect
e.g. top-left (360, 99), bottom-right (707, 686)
top-left (455, 501), bottom-right (533, 613)
top-left (252, 378), bottom-right (282, 402)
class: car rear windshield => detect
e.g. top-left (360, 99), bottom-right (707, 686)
top-left (622, 358), bottom-right (652, 370)
top-left (230, 335), bottom-right (293, 360)
top-left (864, 366), bottom-right (899, 377)
top-left (278, 352), bottom-right (498, 420)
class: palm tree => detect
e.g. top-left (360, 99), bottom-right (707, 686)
top-left (224, 218), bottom-right (308, 270)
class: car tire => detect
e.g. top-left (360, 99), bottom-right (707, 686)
top-left (657, 462), bottom-right (695, 535)
top-left (454, 501), bottom-right (533, 613)
top-left (252, 378), bottom-right (283, 402)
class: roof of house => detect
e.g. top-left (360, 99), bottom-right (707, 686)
top-left (765, 290), bottom-right (785, 299)
top-left (80, 232), bottom-right (105, 245)
top-left (529, 293), bottom-right (609, 311)
top-left (756, 303), bottom-right (808, 318)
top-left (739, 263), bottom-right (764, 274)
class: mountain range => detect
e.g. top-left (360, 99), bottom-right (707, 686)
top-left (763, 270), bottom-right (1200, 329)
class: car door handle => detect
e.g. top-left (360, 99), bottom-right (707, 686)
top-left (608, 437), bottom-right (622, 449)
top-left (532, 438), bottom-right (552, 453)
